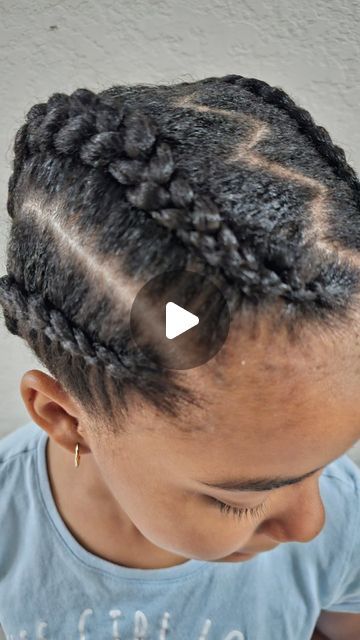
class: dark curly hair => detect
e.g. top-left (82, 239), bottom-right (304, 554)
top-left (1, 73), bottom-right (360, 434)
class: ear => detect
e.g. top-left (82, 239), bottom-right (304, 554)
top-left (19, 369), bottom-right (91, 455)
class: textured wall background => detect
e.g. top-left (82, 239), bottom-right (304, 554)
top-left (0, 0), bottom-right (360, 456)
top-left (0, 1), bottom-right (360, 637)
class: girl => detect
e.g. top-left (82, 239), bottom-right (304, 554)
top-left (0, 74), bottom-right (359, 640)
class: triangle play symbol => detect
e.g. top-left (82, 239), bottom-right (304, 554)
top-left (165, 302), bottom-right (199, 340)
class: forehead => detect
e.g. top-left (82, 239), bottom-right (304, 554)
top-left (112, 311), bottom-right (360, 489)
top-left (162, 309), bottom-right (360, 458)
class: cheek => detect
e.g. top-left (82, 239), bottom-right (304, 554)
top-left (118, 483), bottom-right (255, 559)
top-left (96, 452), bottom-right (255, 558)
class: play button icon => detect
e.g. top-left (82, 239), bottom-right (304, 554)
top-left (130, 269), bottom-right (230, 370)
top-left (166, 302), bottom-right (199, 339)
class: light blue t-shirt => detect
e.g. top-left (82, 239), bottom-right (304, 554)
top-left (0, 421), bottom-right (359, 640)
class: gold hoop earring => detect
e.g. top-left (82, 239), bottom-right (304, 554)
top-left (74, 443), bottom-right (81, 468)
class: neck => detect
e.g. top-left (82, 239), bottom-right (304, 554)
top-left (45, 435), bottom-right (189, 569)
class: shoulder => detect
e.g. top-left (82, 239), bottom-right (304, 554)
top-left (316, 452), bottom-right (360, 612)
top-left (0, 421), bottom-right (44, 510)
top-left (0, 421), bottom-right (46, 575)
top-left (320, 452), bottom-right (360, 517)
top-left (322, 452), bottom-right (360, 490)
top-left (0, 420), bottom-right (43, 464)
top-left (319, 452), bottom-right (360, 551)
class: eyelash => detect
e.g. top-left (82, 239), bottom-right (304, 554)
top-left (211, 497), bottom-right (268, 521)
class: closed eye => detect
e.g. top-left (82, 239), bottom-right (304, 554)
top-left (209, 496), bottom-right (268, 521)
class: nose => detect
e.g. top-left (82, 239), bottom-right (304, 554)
top-left (257, 476), bottom-right (326, 544)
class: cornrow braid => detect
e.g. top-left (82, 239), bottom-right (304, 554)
top-left (221, 74), bottom-right (360, 210)
top-left (0, 272), bottom-right (197, 425)
top-left (14, 88), bottom-right (292, 300)
top-left (14, 85), bottom-right (352, 314)
top-left (1, 75), bottom-right (360, 432)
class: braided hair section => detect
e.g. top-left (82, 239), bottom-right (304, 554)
top-left (220, 74), bottom-right (360, 212)
top-left (2, 75), bottom-right (360, 428)
top-left (11, 85), bottom-right (359, 322)
top-left (0, 271), bottom-right (198, 427)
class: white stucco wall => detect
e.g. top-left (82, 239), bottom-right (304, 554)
top-left (0, 0), bottom-right (359, 467)
top-left (0, 2), bottom-right (360, 636)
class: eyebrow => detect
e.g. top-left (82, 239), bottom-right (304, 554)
top-left (199, 464), bottom-right (326, 493)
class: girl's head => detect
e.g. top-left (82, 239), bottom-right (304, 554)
top-left (1, 74), bottom-right (360, 562)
